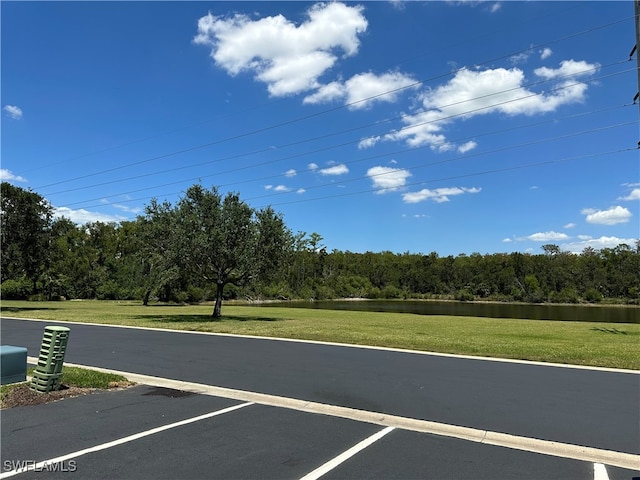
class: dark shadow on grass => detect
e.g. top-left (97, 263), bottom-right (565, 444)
top-left (0, 306), bottom-right (59, 313)
top-left (590, 327), bottom-right (627, 334)
top-left (133, 314), bottom-right (280, 323)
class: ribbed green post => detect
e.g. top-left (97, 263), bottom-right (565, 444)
top-left (29, 326), bottom-right (70, 393)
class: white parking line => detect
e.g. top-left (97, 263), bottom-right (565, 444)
top-left (299, 427), bottom-right (395, 480)
top-left (41, 358), bottom-right (640, 471)
top-left (0, 402), bottom-right (253, 479)
top-left (594, 463), bottom-right (610, 480)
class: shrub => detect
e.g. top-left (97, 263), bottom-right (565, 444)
top-left (551, 287), bottom-right (579, 304)
top-left (96, 281), bottom-right (122, 300)
top-left (380, 285), bottom-right (403, 299)
top-left (1, 277), bottom-right (32, 300)
top-left (185, 285), bottom-right (204, 304)
top-left (455, 289), bottom-right (475, 302)
top-left (584, 288), bottom-right (603, 303)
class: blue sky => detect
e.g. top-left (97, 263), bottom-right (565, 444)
top-left (2, 1), bottom-right (638, 255)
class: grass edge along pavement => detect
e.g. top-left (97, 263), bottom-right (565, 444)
top-left (0, 365), bottom-right (133, 409)
top-left (1, 300), bottom-right (639, 371)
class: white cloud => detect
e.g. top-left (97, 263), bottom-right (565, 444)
top-left (54, 207), bottom-right (127, 225)
top-left (308, 163), bottom-right (318, 171)
top-left (303, 81), bottom-right (345, 105)
top-left (526, 231), bottom-right (569, 242)
top-left (502, 237), bottom-right (512, 243)
top-left (285, 169), bottom-right (297, 177)
top-left (457, 140), bottom-right (477, 153)
top-left (402, 186), bottom-right (480, 204)
top-left (539, 47), bottom-right (553, 60)
top-left (194, 3), bottom-right (368, 97)
top-left (319, 164), bottom-right (349, 176)
top-left (304, 70), bottom-right (418, 109)
top-left (533, 59), bottom-right (599, 80)
top-left (296, 188), bottom-right (306, 194)
top-left (0, 169), bottom-right (27, 183)
top-left (265, 184), bottom-right (290, 192)
top-left (561, 236), bottom-right (639, 253)
top-left (563, 222), bottom-right (576, 229)
top-left (509, 51), bottom-right (530, 65)
top-left (582, 206), bottom-right (632, 225)
top-left (112, 204), bottom-right (142, 214)
top-left (358, 136), bottom-right (381, 149)
top-left (618, 188), bottom-right (640, 201)
top-left (387, 62), bottom-right (598, 150)
top-left (3, 105), bottom-right (23, 120)
top-left (367, 166), bottom-right (411, 193)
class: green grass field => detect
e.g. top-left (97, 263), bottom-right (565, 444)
top-left (2, 300), bottom-right (638, 370)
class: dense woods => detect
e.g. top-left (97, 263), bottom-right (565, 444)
top-left (2, 182), bottom-right (639, 309)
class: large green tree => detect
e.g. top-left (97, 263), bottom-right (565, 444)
top-left (1, 182), bottom-right (53, 290)
top-left (157, 185), bottom-right (292, 317)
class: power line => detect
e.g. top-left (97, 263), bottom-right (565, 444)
top-left (33, 15), bottom-right (634, 191)
top-left (255, 148), bottom-right (637, 209)
top-left (56, 104), bottom-right (634, 208)
top-left (246, 122), bottom-right (638, 202)
top-left (64, 122), bottom-right (636, 212)
top-left (44, 64), bottom-right (633, 198)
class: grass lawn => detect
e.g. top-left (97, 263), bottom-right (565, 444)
top-left (1, 300), bottom-right (638, 370)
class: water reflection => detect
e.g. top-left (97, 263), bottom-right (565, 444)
top-left (260, 300), bottom-right (639, 324)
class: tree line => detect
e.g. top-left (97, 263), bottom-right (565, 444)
top-left (2, 182), bottom-right (639, 315)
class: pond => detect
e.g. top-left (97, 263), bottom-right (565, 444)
top-left (259, 300), bottom-right (639, 324)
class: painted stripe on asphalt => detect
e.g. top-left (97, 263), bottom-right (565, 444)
top-left (9, 316), bottom-right (639, 375)
top-left (0, 401), bottom-right (253, 479)
top-left (39, 358), bottom-right (640, 471)
top-left (594, 463), bottom-right (610, 480)
top-left (299, 427), bottom-right (395, 480)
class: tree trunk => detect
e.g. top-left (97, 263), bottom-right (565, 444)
top-left (212, 282), bottom-right (224, 318)
top-left (142, 289), bottom-right (151, 306)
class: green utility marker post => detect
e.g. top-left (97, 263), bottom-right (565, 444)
top-left (29, 326), bottom-right (70, 393)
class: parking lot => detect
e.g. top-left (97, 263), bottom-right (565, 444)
top-left (3, 382), bottom-right (637, 480)
top-left (1, 318), bottom-right (639, 479)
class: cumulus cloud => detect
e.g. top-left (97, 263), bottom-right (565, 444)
top-left (457, 140), bottom-right (477, 153)
top-left (367, 166), bottom-right (411, 193)
top-left (318, 164), bottom-right (349, 176)
top-left (582, 206), bottom-right (632, 225)
top-left (305, 71), bottom-right (418, 109)
top-left (265, 184), bottom-right (291, 192)
top-left (561, 236), bottom-right (639, 253)
top-left (533, 59), bottom-right (599, 80)
top-left (618, 188), bottom-right (640, 201)
top-left (3, 105), bottom-right (23, 120)
top-left (386, 60), bottom-right (599, 150)
top-left (54, 207), bottom-right (127, 225)
top-left (402, 186), bottom-right (480, 204)
top-left (358, 136), bottom-right (381, 149)
top-left (308, 163), bottom-right (319, 171)
top-left (194, 3), bottom-right (368, 97)
top-left (526, 231), bottom-right (569, 242)
top-left (539, 47), bottom-right (553, 60)
top-left (563, 222), bottom-right (576, 229)
top-left (0, 169), bottom-right (27, 183)
top-left (285, 169), bottom-right (297, 177)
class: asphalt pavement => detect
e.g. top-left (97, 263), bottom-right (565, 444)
top-left (1, 316), bottom-right (639, 479)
